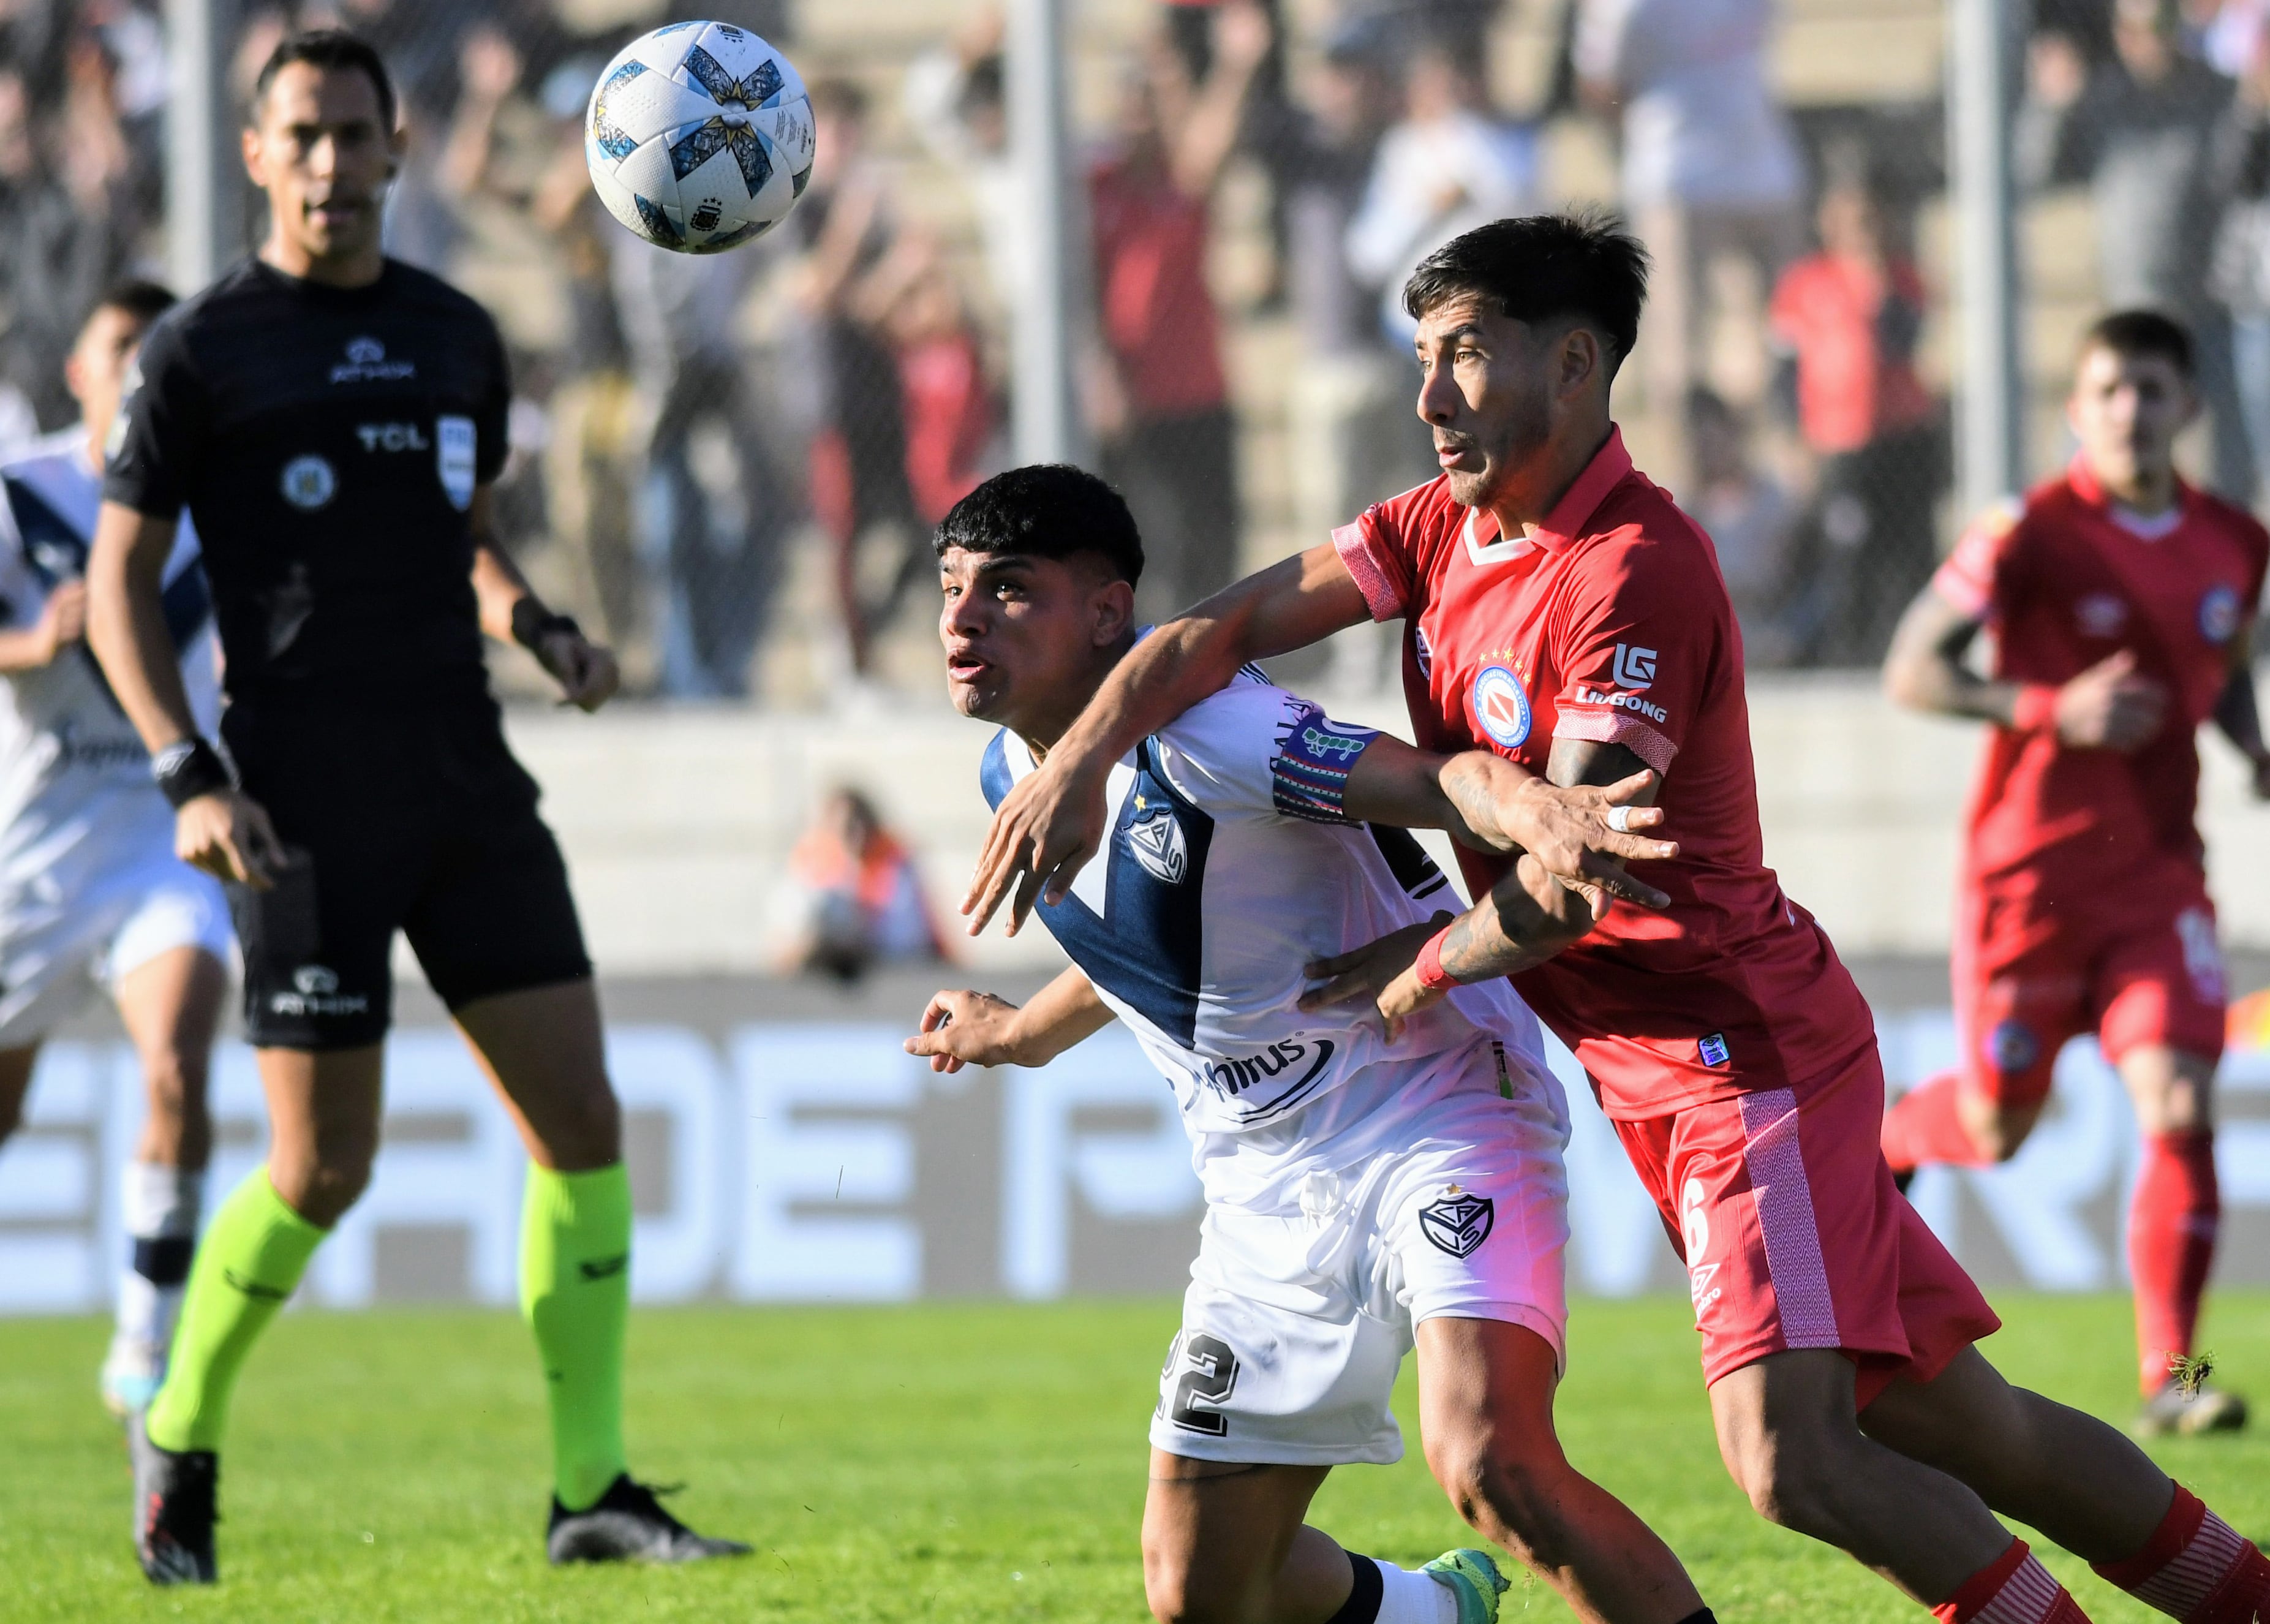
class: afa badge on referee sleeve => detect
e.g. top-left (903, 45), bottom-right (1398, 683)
top-left (437, 416), bottom-right (476, 512)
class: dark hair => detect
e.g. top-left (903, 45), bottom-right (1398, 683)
top-left (86, 278), bottom-right (176, 333)
top-left (1401, 210), bottom-right (1651, 376)
top-left (2080, 308), bottom-right (2193, 377)
top-left (933, 464), bottom-right (1144, 587)
top-left (251, 29), bottom-right (397, 133)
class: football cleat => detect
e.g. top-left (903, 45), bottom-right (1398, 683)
top-left (129, 1411), bottom-right (217, 1585)
top-left (1425, 1547), bottom-right (1512, 1624)
top-left (546, 1474), bottom-right (750, 1565)
top-left (2134, 1380), bottom-right (2249, 1438)
top-left (100, 1334), bottom-right (165, 1418)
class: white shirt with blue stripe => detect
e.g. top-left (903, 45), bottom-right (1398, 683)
top-left (982, 669), bottom-right (1560, 1212)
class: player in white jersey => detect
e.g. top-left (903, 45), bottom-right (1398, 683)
top-left (0, 284), bottom-right (230, 1413)
top-left (909, 467), bottom-right (1717, 1624)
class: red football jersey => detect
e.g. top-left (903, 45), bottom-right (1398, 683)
top-left (1934, 456), bottom-right (2269, 897)
top-left (1335, 427), bottom-right (1876, 1119)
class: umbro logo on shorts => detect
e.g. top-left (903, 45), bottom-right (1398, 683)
top-left (1418, 1188), bottom-right (1494, 1258)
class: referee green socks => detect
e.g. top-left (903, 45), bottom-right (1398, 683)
top-left (144, 1168), bottom-right (326, 1454)
top-left (519, 1162), bottom-right (632, 1513)
top-left (143, 1160), bottom-right (630, 1513)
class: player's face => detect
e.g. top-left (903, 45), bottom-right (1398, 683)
top-left (62, 306), bottom-right (148, 448)
top-left (939, 547), bottom-right (1132, 734)
top-left (243, 62), bottom-right (401, 266)
top-left (2067, 344), bottom-right (2195, 496)
top-left (1413, 295), bottom-right (1554, 509)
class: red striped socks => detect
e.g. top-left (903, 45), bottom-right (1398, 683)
top-left (1934, 1539), bottom-right (2091, 1624)
top-left (2093, 1484), bottom-right (2270, 1623)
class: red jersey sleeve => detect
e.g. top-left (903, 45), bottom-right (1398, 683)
top-left (1933, 502), bottom-right (2025, 620)
top-left (1547, 530), bottom-right (1724, 776)
top-left (1331, 483), bottom-right (1443, 622)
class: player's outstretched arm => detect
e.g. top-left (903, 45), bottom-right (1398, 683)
top-left (88, 499), bottom-right (285, 888)
top-left (1885, 581), bottom-right (2167, 749)
top-left (903, 969), bottom-right (1115, 1073)
top-left (1337, 736), bottom-right (1676, 911)
top-left (965, 542), bottom-right (1371, 937)
top-left (0, 578), bottom-right (86, 672)
top-left (467, 485), bottom-right (620, 712)
top-left (1300, 855), bottom-right (1591, 1036)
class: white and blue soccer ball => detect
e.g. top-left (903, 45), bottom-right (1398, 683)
top-left (585, 21), bottom-right (814, 254)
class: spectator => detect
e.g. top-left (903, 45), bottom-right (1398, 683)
top-left (2211, 12), bottom-right (2270, 504)
top-left (1768, 158), bottom-right (1945, 663)
top-left (902, 9), bottom-right (1020, 312)
top-left (1686, 387), bottom-right (1803, 666)
top-left (611, 223), bottom-right (793, 698)
top-left (2020, 0), bottom-right (2251, 497)
top-left (1344, 39), bottom-right (1536, 349)
top-left (0, 61), bottom-right (135, 432)
top-left (530, 56), bottom-right (646, 678)
top-left (842, 227), bottom-right (1003, 654)
top-left (793, 78), bottom-right (926, 681)
top-left (781, 788), bottom-right (949, 983)
top-left (1248, 14), bottom-right (1433, 690)
top-left (1574, 0), bottom-right (1805, 481)
top-left (1088, 2), bottom-right (1268, 621)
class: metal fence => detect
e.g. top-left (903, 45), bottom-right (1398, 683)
top-left (0, 1), bottom-right (2255, 697)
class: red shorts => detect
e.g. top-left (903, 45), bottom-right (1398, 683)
top-left (1612, 1048), bottom-right (2002, 1407)
top-left (1956, 875), bottom-right (2227, 1111)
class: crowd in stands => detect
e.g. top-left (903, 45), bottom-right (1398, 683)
top-left (6, 0), bottom-right (2270, 692)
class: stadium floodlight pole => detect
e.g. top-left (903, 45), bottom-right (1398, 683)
top-left (164, 0), bottom-right (242, 295)
top-left (1007, 0), bottom-right (1090, 468)
top-left (1948, 0), bottom-right (2029, 515)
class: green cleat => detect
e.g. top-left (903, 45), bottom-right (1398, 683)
top-left (1424, 1547), bottom-right (1511, 1624)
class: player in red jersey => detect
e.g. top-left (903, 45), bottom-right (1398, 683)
top-left (967, 216), bottom-right (2270, 1624)
top-left (1881, 310), bottom-right (2269, 1438)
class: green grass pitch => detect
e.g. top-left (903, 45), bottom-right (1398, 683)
top-left (1, 1292), bottom-right (2264, 1622)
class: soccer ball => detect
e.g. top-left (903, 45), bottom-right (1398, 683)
top-left (585, 21), bottom-right (814, 255)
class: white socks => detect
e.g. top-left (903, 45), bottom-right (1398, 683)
top-left (116, 1162), bottom-right (203, 1354)
top-left (1374, 1560), bottom-right (1458, 1624)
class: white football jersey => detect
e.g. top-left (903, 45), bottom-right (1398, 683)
top-left (0, 427), bottom-right (218, 864)
top-left (982, 671), bottom-right (1561, 1210)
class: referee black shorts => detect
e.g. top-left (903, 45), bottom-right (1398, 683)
top-left (222, 695), bottom-right (593, 1051)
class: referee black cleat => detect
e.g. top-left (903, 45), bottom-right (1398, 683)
top-left (129, 1411), bottom-right (217, 1585)
top-left (546, 1475), bottom-right (750, 1565)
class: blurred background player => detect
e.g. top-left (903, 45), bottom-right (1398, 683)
top-left (0, 278), bottom-right (229, 1418)
top-left (85, 31), bottom-right (744, 1581)
top-left (1881, 309), bottom-right (2270, 1438)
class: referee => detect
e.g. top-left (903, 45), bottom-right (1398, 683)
top-left (88, 31), bottom-right (744, 1583)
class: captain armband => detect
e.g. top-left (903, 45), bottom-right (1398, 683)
top-left (152, 737), bottom-right (232, 809)
top-left (1269, 702), bottom-right (1381, 823)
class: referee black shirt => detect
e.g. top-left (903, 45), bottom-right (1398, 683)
top-left (104, 256), bottom-right (511, 707)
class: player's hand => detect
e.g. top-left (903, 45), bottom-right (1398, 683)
top-left (539, 629), bottom-right (620, 712)
top-left (176, 787), bottom-right (286, 889)
top-left (32, 580), bottom-right (88, 663)
top-left (1299, 916), bottom-right (1451, 1041)
top-left (1489, 769), bottom-right (1676, 918)
top-left (903, 988), bottom-right (1027, 1072)
top-left (2055, 650), bottom-right (2166, 751)
top-left (963, 755), bottom-right (1113, 937)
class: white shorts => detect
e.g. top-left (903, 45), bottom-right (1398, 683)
top-left (0, 821), bottom-right (231, 1048)
top-left (1150, 1044), bottom-right (1571, 1467)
